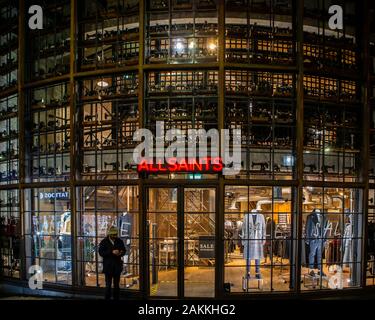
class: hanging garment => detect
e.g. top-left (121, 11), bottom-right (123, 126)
top-left (235, 220), bottom-right (243, 248)
top-left (118, 213), bottom-right (132, 239)
top-left (241, 213), bottom-right (266, 260)
top-left (263, 218), bottom-right (275, 259)
top-left (343, 222), bottom-right (353, 267)
top-left (325, 238), bottom-right (342, 266)
top-left (119, 213), bottom-right (133, 260)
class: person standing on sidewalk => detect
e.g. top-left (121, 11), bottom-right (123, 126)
top-left (99, 226), bottom-right (126, 300)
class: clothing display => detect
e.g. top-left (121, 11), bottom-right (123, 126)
top-left (305, 210), bottom-right (328, 271)
top-left (119, 212), bottom-right (132, 240)
top-left (241, 210), bottom-right (266, 261)
top-left (225, 220), bottom-right (236, 253)
top-left (263, 217), bottom-right (275, 262)
top-left (343, 218), bottom-right (353, 267)
top-left (60, 211), bottom-right (71, 235)
top-left (118, 212), bottom-right (133, 271)
top-left (308, 239), bottom-right (324, 270)
top-left (325, 238), bottom-right (342, 266)
top-left (274, 224), bottom-right (292, 260)
top-left (235, 220), bottom-right (243, 248)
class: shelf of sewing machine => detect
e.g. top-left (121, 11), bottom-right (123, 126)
top-left (31, 125), bottom-right (70, 135)
top-left (81, 93), bottom-right (138, 103)
top-left (80, 59), bottom-right (139, 71)
top-left (303, 146), bottom-right (360, 154)
top-left (83, 118), bottom-right (138, 127)
top-left (81, 33), bottom-right (139, 48)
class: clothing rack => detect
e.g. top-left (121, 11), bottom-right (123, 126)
top-left (274, 223), bottom-right (291, 284)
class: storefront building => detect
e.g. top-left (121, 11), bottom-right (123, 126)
top-left (1, 0), bottom-right (375, 298)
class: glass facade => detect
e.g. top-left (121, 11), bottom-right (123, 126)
top-left (0, 0), bottom-right (374, 299)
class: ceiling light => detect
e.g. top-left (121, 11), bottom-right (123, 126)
top-left (188, 40), bottom-right (195, 49)
top-left (97, 80), bottom-right (109, 88)
top-left (208, 42), bottom-right (217, 50)
top-left (175, 41), bottom-right (184, 51)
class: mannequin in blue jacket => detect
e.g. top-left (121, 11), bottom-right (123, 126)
top-left (305, 209), bottom-right (328, 277)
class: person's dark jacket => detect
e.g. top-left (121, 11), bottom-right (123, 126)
top-left (99, 236), bottom-right (126, 275)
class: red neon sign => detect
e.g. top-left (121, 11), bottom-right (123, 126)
top-left (137, 157), bottom-right (223, 173)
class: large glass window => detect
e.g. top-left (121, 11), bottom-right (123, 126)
top-left (224, 186), bottom-right (295, 292)
top-left (146, 0), bottom-right (218, 64)
top-left (0, 94), bottom-right (18, 185)
top-left (78, 0), bottom-right (139, 71)
top-left (78, 73), bottom-right (139, 180)
top-left (0, 2), bottom-right (18, 91)
top-left (303, 102), bottom-right (361, 183)
top-left (76, 185), bottom-right (139, 289)
top-left (24, 187), bottom-right (72, 285)
top-left (0, 189), bottom-right (20, 278)
top-left (224, 70), bottom-right (296, 180)
top-left (301, 187), bottom-right (363, 290)
top-left (147, 187), bottom-right (178, 296)
top-left (225, 0), bottom-right (294, 65)
top-left (27, 83), bottom-right (71, 183)
top-left (26, 0), bottom-right (70, 82)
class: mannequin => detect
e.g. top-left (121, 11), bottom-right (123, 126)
top-left (305, 209), bottom-right (328, 276)
top-left (343, 213), bottom-right (353, 268)
top-left (119, 212), bottom-right (132, 240)
top-left (42, 215), bottom-right (49, 234)
top-left (58, 211), bottom-right (71, 272)
top-left (119, 212), bottom-right (133, 273)
top-left (242, 209), bottom-right (266, 280)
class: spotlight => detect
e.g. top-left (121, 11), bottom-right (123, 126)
top-left (175, 40), bottom-right (184, 51)
top-left (97, 80), bottom-right (109, 88)
top-left (208, 42), bottom-right (217, 51)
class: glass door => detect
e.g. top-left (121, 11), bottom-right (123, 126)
top-left (184, 188), bottom-right (216, 297)
top-left (146, 186), bottom-right (216, 298)
top-left (147, 188), bottom-right (178, 297)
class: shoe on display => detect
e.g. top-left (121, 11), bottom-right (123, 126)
top-left (308, 270), bottom-right (315, 277)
